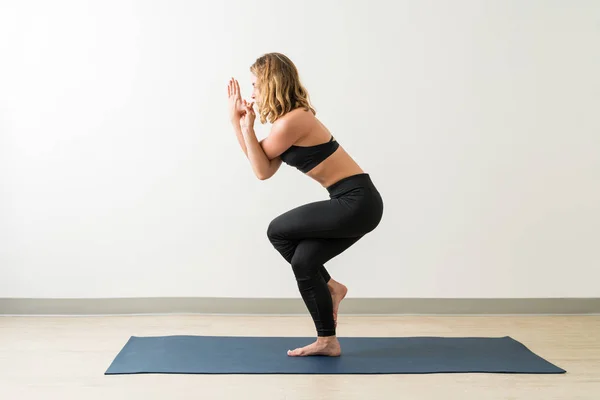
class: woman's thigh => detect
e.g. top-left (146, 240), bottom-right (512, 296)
top-left (267, 198), bottom-right (366, 240)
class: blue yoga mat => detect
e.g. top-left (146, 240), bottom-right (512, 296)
top-left (105, 335), bottom-right (565, 375)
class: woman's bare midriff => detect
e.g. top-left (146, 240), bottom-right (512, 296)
top-left (286, 108), bottom-right (365, 188)
top-left (305, 147), bottom-right (364, 188)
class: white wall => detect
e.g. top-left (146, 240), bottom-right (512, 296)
top-left (1, 0), bottom-right (598, 299)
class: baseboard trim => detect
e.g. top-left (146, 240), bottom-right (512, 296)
top-left (1, 297), bottom-right (599, 315)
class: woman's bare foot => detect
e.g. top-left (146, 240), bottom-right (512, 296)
top-left (287, 336), bottom-right (341, 357)
top-left (328, 279), bottom-right (348, 327)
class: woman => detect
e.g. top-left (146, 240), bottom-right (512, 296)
top-left (227, 52), bottom-right (384, 357)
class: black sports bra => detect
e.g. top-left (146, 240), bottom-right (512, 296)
top-left (279, 136), bottom-right (339, 173)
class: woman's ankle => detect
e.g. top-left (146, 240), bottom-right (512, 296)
top-left (317, 335), bottom-right (337, 343)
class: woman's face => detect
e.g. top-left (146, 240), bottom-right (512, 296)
top-left (251, 74), bottom-right (261, 106)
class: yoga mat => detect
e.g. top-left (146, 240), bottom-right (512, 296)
top-left (105, 335), bottom-right (565, 375)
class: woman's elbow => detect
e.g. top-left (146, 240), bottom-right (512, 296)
top-left (256, 159), bottom-right (281, 181)
top-left (256, 171), bottom-right (272, 181)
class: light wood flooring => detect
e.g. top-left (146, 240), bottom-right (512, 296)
top-left (0, 314), bottom-right (598, 399)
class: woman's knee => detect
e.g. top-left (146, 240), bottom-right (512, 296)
top-left (266, 214), bottom-right (287, 242)
top-left (266, 218), bottom-right (279, 242)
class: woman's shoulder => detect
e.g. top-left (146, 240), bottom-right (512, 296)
top-left (276, 107), bottom-right (315, 128)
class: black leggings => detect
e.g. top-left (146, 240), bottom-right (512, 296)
top-left (266, 173), bottom-right (384, 337)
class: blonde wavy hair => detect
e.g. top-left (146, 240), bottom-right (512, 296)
top-left (250, 52), bottom-right (316, 124)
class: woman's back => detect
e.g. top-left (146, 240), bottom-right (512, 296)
top-left (278, 108), bottom-right (364, 188)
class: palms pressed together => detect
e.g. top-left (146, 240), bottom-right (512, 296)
top-left (227, 78), bottom-right (254, 126)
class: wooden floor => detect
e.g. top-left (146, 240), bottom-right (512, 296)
top-left (0, 314), bottom-right (598, 399)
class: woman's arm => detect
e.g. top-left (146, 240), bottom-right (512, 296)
top-left (231, 117), bottom-right (281, 180)
top-left (241, 124), bottom-right (283, 180)
top-left (238, 98), bottom-right (305, 180)
top-left (231, 118), bottom-right (248, 156)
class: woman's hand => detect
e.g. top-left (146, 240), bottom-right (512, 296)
top-left (227, 78), bottom-right (245, 122)
top-left (240, 99), bottom-right (255, 129)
